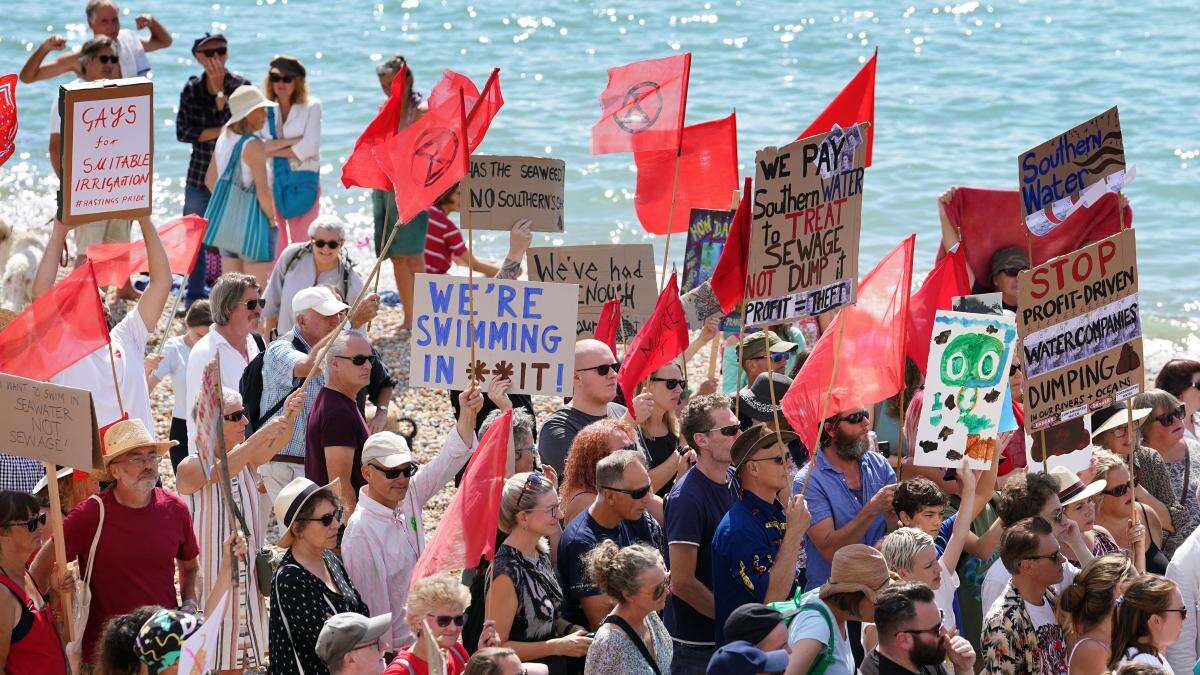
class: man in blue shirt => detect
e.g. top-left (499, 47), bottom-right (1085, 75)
top-left (795, 408), bottom-right (897, 592)
top-left (711, 424), bottom-right (810, 645)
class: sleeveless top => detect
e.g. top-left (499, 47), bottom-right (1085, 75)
top-left (0, 571), bottom-right (66, 674)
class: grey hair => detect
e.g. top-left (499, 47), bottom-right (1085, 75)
top-left (375, 54), bottom-right (408, 77)
top-left (465, 648), bottom-right (518, 675)
top-left (221, 387), bottom-right (242, 409)
top-left (84, 0), bottom-right (116, 22)
top-left (325, 330), bottom-right (368, 367)
top-left (307, 217), bottom-right (346, 240)
top-left (78, 35), bottom-right (115, 68)
top-left (880, 527), bottom-right (935, 573)
top-left (595, 449), bottom-right (646, 492)
top-left (1133, 389), bottom-right (1184, 428)
top-left (498, 472), bottom-right (554, 534)
top-left (209, 273), bottom-right (259, 325)
top-left (480, 408), bottom-right (535, 443)
top-left (585, 540), bottom-right (662, 603)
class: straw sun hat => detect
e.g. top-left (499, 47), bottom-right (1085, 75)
top-left (225, 85), bottom-right (276, 126)
top-left (819, 544), bottom-right (893, 604)
top-left (99, 418), bottom-right (177, 480)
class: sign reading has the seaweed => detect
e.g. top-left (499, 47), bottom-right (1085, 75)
top-left (744, 123), bottom-right (866, 327)
top-left (465, 155), bottom-right (565, 232)
top-left (0, 372), bottom-right (100, 469)
top-left (526, 243), bottom-right (656, 338)
top-left (1016, 229), bottom-right (1143, 430)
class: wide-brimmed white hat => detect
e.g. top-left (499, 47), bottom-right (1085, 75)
top-left (1090, 405), bottom-right (1152, 440)
top-left (273, 476), bottom-right (339, 548)
top-left (225, 85), bottom-right (276, 126)
top-left (1050, 466), bottom-right (1107, 506)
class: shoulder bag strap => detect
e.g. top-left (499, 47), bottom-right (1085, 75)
top-left (602, 615), bottom-right (662, 675)
top-left (271, 562), bottom-right (309, 674)
top-left (82, 495), bottom-right (104, 588)
top-left (220, 134), bottom-right (251, 183)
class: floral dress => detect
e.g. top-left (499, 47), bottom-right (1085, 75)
top-left (1161, 439), bottom-right (1200, 556)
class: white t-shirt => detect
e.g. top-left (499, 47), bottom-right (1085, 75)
top-left (787, 597), bottom-right (856, 675)
top-left (151, 335), bottom-right (192, 420)
top-left (184, 326), bottom-right (259, 439)
top-left (48, 78), bottom-right (84, 134)
top-left (1025, 598), bottom-right (1068, 675)
top-left (1119, 648), bottom-right (1176, 674)
top-left (933, 560), bottom-right (960, 632)
top-left (52, 311), bottom-right (154, 433)
top-left (214, 130), bottom-right (272, 189)
top-left (982, 559), bottom-right (1079, 618)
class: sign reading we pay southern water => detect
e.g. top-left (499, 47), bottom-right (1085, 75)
top-left (1017, 229), bottom-right (1143, 430)
top-left (744, 123), bottom-right (866, 327)
top-left (409, 275), bottom-right (578, 396)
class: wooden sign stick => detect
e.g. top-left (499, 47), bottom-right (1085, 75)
top-left (459, 89), bottom-right (478, 389)
top-left (105, 340), bottom-right (125, 415)
top-left (1127, 397), bottom-right (1145, 572)
top-left (43, 462), bottom-right (74, 641)
top-left (152, 282), bottom-right (184, 356)
top-left (800, 318), bottom-right (847, 497)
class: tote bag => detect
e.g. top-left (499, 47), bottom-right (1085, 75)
top-left (267, 108), bottom-right (319, 219)
top-left (202, 134), bottom-right (275, 262)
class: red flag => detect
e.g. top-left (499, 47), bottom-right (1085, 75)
top-left (905, 245), bottom-right (970, 375)
top-left (0, 74), bottom-right (16, 169)
top-left (633, 112), bottom-right (738, 235)
top-left (782, 235), bottom-right (915, 450)
top-left (341, 65), bottom-right (410, 190)
top-left (797, 50), bottom-right (877, 167)
top-left (411, 409), bottom-right (512, 586)
top-left (595, 299), bottom-right (622, 356)
top-left (619, 274), bottom-right (689, 411)
top-left (591, 53), bottom-right (691, 155)
top-left (709, 176), bottom-right (752, 313)
top-left (0, 261), bottom-right (109, 380)
top-left (426, 68), bottom-right (504, 150)
top-left (86, 216), bottom-right (206, 287)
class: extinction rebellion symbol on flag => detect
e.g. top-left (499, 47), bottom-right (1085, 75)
top-left (411, 126), bottom-right (460, 188)
top-left (614, 81), bottom-right (663, 134)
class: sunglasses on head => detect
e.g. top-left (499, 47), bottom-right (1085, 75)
top-left (515, 471), bottom-right (549, 511)
top-left (369, 463), bottom-right (418, 479)
top-left (580, 362), bottom-right (621, 376)
top-left (334, 353), bottom-right (378, 367)
top-left (602, 484), bottom-right (652, 500)
top-left (199, 46), bottom-right (228, 58)
top-left (244, 298), bottom-right (266, 311)
top-left (429, 613), bottom-right (465, 628)
top-left (1155, 404), bottom-right (1187, 427)
top-left (1000, 267), bottom-right (1026, 277)
top-left (3, 513), bottom-right (46, 533)
top-left (839, 410), bottom-right (870, 424)
top-left (707, 424), bottom-right (740, 437)
top-left (269, 72), bottom-right (296, 84)
top-left (312, 238), bottom-right (341, 249)
top-left (1103, 482), bottom-right (1131, 498)
top-left (297, 506), bottom-right (344, 528)
top-left (223, 409), bottom-right (246, 422)
top-left (96, 55), bottom-right (118, 65)
top-left (650, 376), bottom-right (685, 390)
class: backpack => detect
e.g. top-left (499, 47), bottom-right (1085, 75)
top-left (769, 588), bottom-right (839, 675)
top-left (239, 332), bottom-right (304, 432)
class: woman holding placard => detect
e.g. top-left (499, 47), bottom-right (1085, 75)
top-left (262, 55), bottom-right (323, 258)
top-left (0, 490), bottom-right (68, 674)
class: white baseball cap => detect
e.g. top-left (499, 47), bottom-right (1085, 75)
top-left (292, 286), bottom-right (349, 317)
top-left (361, 432), bottom-right (413, 469)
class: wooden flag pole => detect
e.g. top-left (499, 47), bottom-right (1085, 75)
top-left (43, 462), bottom-right (73, 641)
top-left (152, 281), bottom-right (184, 356)
top-left (706, 187), bottom-right (738, 390)
top-left (1023, 229), bottom-right (1049, 474)
top-left (459, 89), bottom-right (478, 388)
top-left (800, 317), bottom-right (847, 497)
top-left (733, 306), bottom-right (746, 419)
top-left (766, 366), bottom-right (788, 463)
top-left (659, 151), bottom-right (683, 291)
top-left (105, 340), bottom-right (125, 415)
top-left (895, 386), bottom-right (907, 482)
top-left (1127, 397), bottom-right (1145, 572)
top-left (368, 198), bottom-right (398, 335)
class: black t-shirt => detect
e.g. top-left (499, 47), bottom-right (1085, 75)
top-left (644, 431), bottom-right (681, 496)
top-left (556, 509), bottom-right (662, 627)
top-left (537, 403), bottom-right (649, 476)
top-left (860, 649), bottom-right (951, 675)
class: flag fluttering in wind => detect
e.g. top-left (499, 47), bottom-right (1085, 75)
top-left (0, 261), bottom-right (109, 381)
top-left (87, 216), bottom-right (206, 287)
top-left (796, 50), bottom-right (877, 166)
top-left (619, 273), bottom-right (689, 412)
top-left (708, 177), bottom-right (753, 314)
top-left (591, 53), bottom-right (691, 155)
top-left (341, 65), bottom-right (411, 190)
top-left (633, 112), bottom-right (737, 235)
top-left (595, 299), bottom-right (622, 357)
top-left (905, 245), bottom-right (970, 375)
top-left (0, 74), bottom-right (17, 169)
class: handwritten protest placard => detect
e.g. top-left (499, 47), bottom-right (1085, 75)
top-left (466, 155), bottom-right (565, 232)
top-left (527, 243), bottom-right (656, 338)
top-left (410, 274), bottom-right (578, 396)
top-left (1019, 107), bottom-right (1126, 236)
top-left (1017, 229), bottom-right (1143, 430)
top-left (744, 123), bottom-right (866, 327)
top-left (913, 311), bottom-right (1018, 470)
top-left (58, 77), bottom-right (153, 225)
top-left (0, 372), bottom-right (100, 469)
top-left (682, 208), bottom-right (733, 292)
top-left (191, 359), bottom-right (223, 479)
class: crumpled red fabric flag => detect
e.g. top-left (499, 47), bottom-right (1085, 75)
top-left (592, 53), bottom-right (690, 155)
top-left (796, 50), bottom-right (877, 167)
top-left (0, 260), bottom-right (109, 381)
top-left (86, 216), bottom-right (206, 287)
top-left (595, 298), bottom-right (622, 357)
top-left (341, 65), bottom-right (410, 190)
top-left (633, 112), bottom-right (737, 235)
top-left (782, 235), bottom-right (915, 450)
top-left (410, 409), bottom-right (511, 586)
top-left (619, 273), bottom-right (689, 413)
top-left (0, 74), bottom-right (16, 169)
top-left (709, 176), bottom-right (752, 313)
top-left (905, 245), bottom-right (971, 375)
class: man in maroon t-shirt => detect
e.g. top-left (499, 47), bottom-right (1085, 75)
top-left (306, 330), bottom-right (373, 519)
top-left (31, 418), bottom-right (200, 667)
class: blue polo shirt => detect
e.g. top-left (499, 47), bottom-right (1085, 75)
top-left (794, 449), bottom-right (895, 590)
top-left (711, 489), bottom-right (797, 645)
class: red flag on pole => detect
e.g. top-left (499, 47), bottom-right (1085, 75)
top-left (341, 65), bottom-right (410, 190)
top-left (0, 74), bottom-right (16, 169)
top-left (709, 176), bottom-right (752, 314)
top-left (410, 410), bottom-right (512, 586)
top-left (905, 245), bottom-right (970, 375)
top-left (633, 112), bottom-right (738, 235)
top-left (0, 261), bottom-right (110, 381)
top-left (782, 235), bottom-right (915, 450)
top-left (796, 50), bottom-right (877, 167)
top-left (595, 299), bottom-right (622, 356)
top-left (619, 273), bottom-right (689, 411)
top-left (86, 216), bottom-right (206, 287)
top-left (591, 53), bottom-right (691, 155)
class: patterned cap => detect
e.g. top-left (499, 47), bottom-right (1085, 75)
top-left (136, 609), bottom-right (201, 672)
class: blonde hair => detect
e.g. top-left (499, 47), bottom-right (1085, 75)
top-left (638, 360), bottom-right (683, 437)
top-left (1090, 447), bottom-right (1127, 481)
top-left (263, 73), bottom-right (309, 105)
top-left (585, 540), bottom-right (662, 603)
top-left (879, 527), bottom-right (935, 573)
top-left (498, 472), bottom-right (554, 534)
top-left (228, 117), bottom-right (259, 136)
top-left (406, 573), bottom-right (470, 633)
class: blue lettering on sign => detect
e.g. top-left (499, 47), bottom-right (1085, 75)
top-left (1019, 129), bottom-right (1103, 213)
top-left (421, 354), bottom-right (455, 384)
top-left (428, 282), bottom-right (454, 313)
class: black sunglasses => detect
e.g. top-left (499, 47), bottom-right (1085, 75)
top-left (1025, 548), bottom-right (1064, 563)
top-left (429, 614), bottom-right (466, 628)
top-left (602, 484), bottom-right (652, 500)
top-left (1155, 404), bottom-right (1187, 427)
top-left (269, 72), bottom-right (295, 84)
top-left (369, 463), bottom-right (418, 479)
top-left (579, 362), bottom-right (621, 376)
top-left (707, 424), bottom-right (740, 437)
top-left (312, 238), bottom-right (341, 249)
top-left (650, 376), bottom-right (686, 390)
top-left (515, 471), bottom-right (549, 511)
top-left (1103, 482), bottom-right (1131, 498)
top-left (244, 298), bottom-right (266, 311)
top-left (199, 47), bottom-right (228, 58)
top-left (96, 55), bottom-right (118, 64)
top-left (839, 410), bottom-right (870, 424)
top-left (297, 506), bottom-right (345, 528)
top-left (334, 353), bottom-right (378, 367)
top-left (1000, 267), bottom-right (1026, 277)
top-left (223, 409), bottom-right (246, 422)
top-left (897, 610), bottom-right (945, 637)
top-left (3, 513), bottom-right (46, 533)
top-left (748, 455), bottom-right (789, 466)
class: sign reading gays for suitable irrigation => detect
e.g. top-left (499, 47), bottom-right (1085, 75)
top-left (1019, 107), bottom-right (1127, 236)
top-left (58, 77), bottom-right (153, 225)
top-left (409, 274), bottom-right (578, 396)
top-left (526, 243), bottom-right (656, 339)
top-left (744, 123), bottom-right (866, 327)
top-left (1016, 229), bottom-right (1143, 430)
top-left (465, 155), bottom-right (565, 232)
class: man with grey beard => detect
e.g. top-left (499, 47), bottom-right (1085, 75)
top-left (793, 408), bottom-right (897, 591)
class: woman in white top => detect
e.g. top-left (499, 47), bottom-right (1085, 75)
top-left (1059, 553), bottom-right (1139, 675)
top-left (147, 299), bottom-right (211, 473)
top-left (1110, 574), bottom-right (1186, 674)
top-left (261, 218), bottom-right (363, 338)
top-left (261, 56), bottom-right (323, 257)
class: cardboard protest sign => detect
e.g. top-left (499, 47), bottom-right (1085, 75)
top-left (465, 155), bottom-right (565, 232)
top-left (527, 243), bottom-right (656, 338)
top-left (744, 123), bottom-right (866, 327)
top-left (178, 591), bottom-right (228, 675)
top-left (1019, 107), bottom-right (1127, 236)
top-left (913, 311), bottom-right (1018, 470)
top-left (681, 208), bottom-right (734, 292)
top-left (58, 77), bottom-right (153, 225)
top-left (191, 359), bottom-right (223, 479)
top-left (410, 274), bottom-right (578, 396)
top-left (1026, 416), bottom-right (1093, 474)
top-left (0, 372), bottom-right (100, 469)
top-left (1017, 229), bottom-right (1143, 430)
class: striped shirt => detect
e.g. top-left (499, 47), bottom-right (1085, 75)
top-left (423, 206), bottom-right (466, 274)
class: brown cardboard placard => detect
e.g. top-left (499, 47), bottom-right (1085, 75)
top-left (1016, 229), bottom-right (1143, 429)
top-left (0, 372), bottom-right (100, 469)
top-left (526, 243), bottom-right (656, 338)
top-left (744, 123), bottom-right (867, 327)
top-left (465, 155), bottom-right (565, 232)
top-left (58, 77), bottom-right (154, 225)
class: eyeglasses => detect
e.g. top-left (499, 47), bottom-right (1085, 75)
top-left (706, 424), bottom-right (741, 437)
top-left (1050, 506), bottom-right (1065, 523)
top-left (839, 410), bottom-right (870, 425)
top-left (1155, 404), bottom-right (1187, 427)
top-left (298, 507), bottom-right (345, 528)
top-left (1103, 482), bottom-right (1131, 498)
top-left (244, 298), bottom-right (266, 311)
top-left (747, 455), bottom-right (789, 466)
top-left (1024, 548), bottom-right (1065, 564)
top-left (1000, 267), bottom-right (1026, 277)
top-left (515, 471), bottom-right (550, 511)
top-left (650, 377), bottom-right (685, 390)
top-left (1191, 381), bottom-right (1200, 390)
top-left (770, 352), bottom-right (789, 363)
top-left (1163, 607), bottom-right (1189, 621)
top-left (334, 353), bottom-right (378, 367)
top-left (198, 47), bottom-right (228, 58)
top-left (3, 513), bottom-right (46, 533)
top-left (1109, 426), bottom-right (1130, 440)
top-left (114, 453), bottom-right (159, 466)
top-left (428, 613), bottom-right (466, 628)
top-left (223, 409), bottom-right (246, 422)
top-left (312, 238), bottom-right (341, 249)
top-left (515, 445), bottom-right (534, 459)
top-left (369, 463), bottom-right (418, 479)
top-left (897, 610), bottom-right (945, 637)
top-left (579, 362), bottom-right (621, 376)
top-left (96, 55), bottom-right (118, 64)
top-left (602, 484), bottom-right (652, 500)
top-left (269, 72), bottom-right (296, 84)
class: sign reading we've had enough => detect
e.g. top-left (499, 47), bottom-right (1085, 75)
top-left (410, 274), bottom-right (578, 396)
top-left (1017, 229), bottom-right (1143, 430)
top-left (466, 155), bottom-right (565, 232)
top-left (58, 77), bottom-right (153, 225)
top-left (0, 372), bottom-right (100, 469)
top-left (526, 243), bottom-right (656, 338)
top-left (744, 123), bottom-right (866, 327)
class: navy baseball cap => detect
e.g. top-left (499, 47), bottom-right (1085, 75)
top-left (191, 33), bottom-right (227, 54)
top-left (706, 641), bottom-right (790, 674)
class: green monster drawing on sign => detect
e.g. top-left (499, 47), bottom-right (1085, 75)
top-left (940, 332), bottom-right (1005, 435)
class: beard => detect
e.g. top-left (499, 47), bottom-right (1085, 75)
top-left (832, 431), bottom-right (869, 461)
top-left (910, 636), bottom-right (948, 666)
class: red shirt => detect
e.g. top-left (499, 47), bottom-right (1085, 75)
top-left (423, 206), bottom-right (467, 274)
top-left (63, 487), bottom-right (199, 664)
top-left (384, 643), bottom-right (468, 675)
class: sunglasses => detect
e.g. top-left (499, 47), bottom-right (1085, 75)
top-left (199, 47), bottom-right (228, 58)
top-left (1103, 482), bottom-right (1131, 498)
top-left (3, 513), bottom-right (46, 533)
top-left (897, 610), bottom-right (945, 637)
top-left (602, 484), bottom-right (652, 500)
top-left (1163, 607), bottom-right (1189, 621)
top-left (515, 471), bottom-right (550, 511)
top-left (244, 298), bottom-right (266, 311)
top-left (223, 409), bottom-right (246, 422)
top-left (1155, 404), bottom-right (1187, 427)
top-left (747, 455), bottom-right (789, 466)
top-left (298, 506), bottom-right (345, 528)
top-left (839, 410), bottom-right (870, 425)
top-left (429, 613), bottom-right (466, 628)
top-left (269, 72), bottom-right (296, 84)
top-left (1025, 548), bottom-right (1064, 563)
top-left (707, 424), bottom-right (741, 437)
top-left (369, 463), bottom-right (418, 479)
top-left (650, 376), bottom-right (685, 391)
top-left (312, 238), bottom-right (341, 249)
top-left (579, 362), bottom-right (621, 376)
top-left (651, 574), bottom-right (671, 600)
top-left (1000, 267), bottom-right (1026, 277)
top-left (334, 353), bottom-right (378, 367)
top-left (96, 55), bottom-right (118, 64)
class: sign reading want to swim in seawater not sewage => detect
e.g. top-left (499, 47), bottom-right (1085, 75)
top-left (409, 274), bottom-right (578, 396)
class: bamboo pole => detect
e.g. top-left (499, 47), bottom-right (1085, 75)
top-left (1128, 397), bottom-right (1145, 572)
top-left (659, 151), bottom-right (683, 291)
